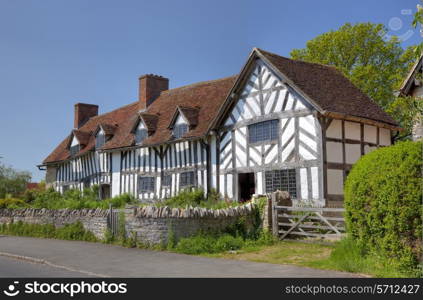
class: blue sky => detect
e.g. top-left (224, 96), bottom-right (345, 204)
top-left (0, 0), bottom-right (421, 181)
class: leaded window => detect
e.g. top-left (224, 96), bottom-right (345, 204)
top-left (173, 124), bottom-right (188, 139)
top-left (248, 119), bottom-right (279, 143)
top-left (265, 169), bottom-right (297, 198)
top-left (69, 144), bottom-right (80, 157)
top-left (96, 131), bottom-right (106, 149)
top-left (162, 174), bottom-right (172, 188)
top-left (180, 171), bottom-right (195, 188)
top-left (135, 128), bottom-right (148, 144)
top-left (138, 176), bottom-right (155, 193)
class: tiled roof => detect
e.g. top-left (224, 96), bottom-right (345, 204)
top-left (256, 48), bottom-right (398, 126)
top-left (43, 76), bottom-right (236, 163)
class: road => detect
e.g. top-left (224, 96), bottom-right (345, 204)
top-left (0, 236), bottom-right (359, 277)
top-left (0, 256), bottom-right (90, 277)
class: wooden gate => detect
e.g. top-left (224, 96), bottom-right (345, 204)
top-left (272, 200), bottom-right (345, 240)
top-left (107, 206), bottom-right (120, 237)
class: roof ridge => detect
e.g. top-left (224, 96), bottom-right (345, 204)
top-left (89, 101), bottom-right (138, 120)
top-left (256, 47), bottom-right (339, 71)
top-left (162, 75), bottom-right (237, 94)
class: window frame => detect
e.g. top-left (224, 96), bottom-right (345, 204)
top-left (173, 123), bottom-right (189, 139)
top-left (265, 169), bottom-right (297, 198)
top-left (138, 176), bottom-right (156, 193)
top-left (248, 119), bottom-right (279, 144)
top-left (135, 127), bottom-right (148, 144)
top-left (179, 171), bottom-right (195, 189)
top-left (95, 131), bottom-right (106, 149)
top-left (69, 144), bottom-right (80, 157)
top-left (162, 174), bottom-right (172, 188)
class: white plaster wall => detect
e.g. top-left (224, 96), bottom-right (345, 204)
top-left (175, 114), bottom-right (187, 125)
top-left (300, 168), bottom-right (308, 199)
top-left (311, 167), bottom-right (319, 200)
top-left (210, 135), bottom-right (218, 189)
top-left (345, 121), bottom-right (361, 140)
top-left (345, 143), bottom-right (361, 164)
top-left (379, 128), bottom-right (391, 146)
top-left (111, 152), bottom-right (121, 197)
top-left (256, 172), bottom-right (263, 194)
top-left (364, 125), bottom-right (377, 144)
top-left (327, 169), bottom-right (344, 195)
top-left (326, 142), bottom-right (343, 163)
top-left (227, 174), bottom-right (233, 199)
top-left (326, 119), bottom-right (342, 139)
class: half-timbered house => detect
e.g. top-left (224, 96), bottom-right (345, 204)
top-left (40, 48), bottom-right (400, 206)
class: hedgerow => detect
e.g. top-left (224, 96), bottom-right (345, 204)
top-left (344, 141), bottom-right (422, 275)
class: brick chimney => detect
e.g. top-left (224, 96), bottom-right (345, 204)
top-left (139, 74), bottom-right (169, 111)
top-left (74, 103), bottom-right (98, 129)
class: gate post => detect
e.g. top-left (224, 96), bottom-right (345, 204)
top-left (271, 192), bottom-right (278, 237)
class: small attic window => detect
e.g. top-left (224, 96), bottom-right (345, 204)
top-left (69, 145), bottom-right (80, 157)
top-left (135, 121), bottom-right (148, 144)
top-left (96, 129), bottom-right (106, 149)
top-left (173, 124), bottom-right (188, 139)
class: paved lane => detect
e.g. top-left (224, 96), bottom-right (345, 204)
top-left (0, 236), bottom-right (359, 277)
top-left (0, 256), bottom-right (92, 277)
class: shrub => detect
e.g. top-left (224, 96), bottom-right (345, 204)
top-left (344, 141), bottom-right (422, 273)
top-left (0, 198), bottom-right (27, 209)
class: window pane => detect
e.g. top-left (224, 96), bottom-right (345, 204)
top-left (173, 124), bottom-right (188, 139)
top-left (69, 145), bottom-right (80, 156)
top-left (138, 177), bottom-right (155, 193)
top-left (180, 171), bottom-right (195, 188)
top-left (265, 169), bottom-right (297, 198)
top-left (96, 133), bottom-right (105, 149)
top-left (135, 128), bottom-right (148, 144)
top-left (162, 175), bottom-right (172, 187)
top-left (248, 120), bottom-right (279, 143)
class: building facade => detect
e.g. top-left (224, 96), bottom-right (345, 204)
top-left (40, 48), bottom-right (400, 206)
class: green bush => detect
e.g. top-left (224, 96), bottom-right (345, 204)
top-left (344, 141), bottom-right (422, 274)
top-left (1, 186), bottom-right (136, 210)
top-left (0, 198), bottom-right (28, 209)
top-left (174, 234), bottom-right (244, 254)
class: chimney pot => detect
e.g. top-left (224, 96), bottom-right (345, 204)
top-left (74, 103), bottom-right (98, 129)
top-left (139, 74), bottom-right (169, 111)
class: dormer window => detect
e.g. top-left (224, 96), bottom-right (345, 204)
top-left (69, 134), bottom-right (80, 157)
top-left (135, 121), bottom-right (148, 144)
top-left (169, 106), bottom-right (199, 140)
top-left (96, 129), bottom-right (106, 149)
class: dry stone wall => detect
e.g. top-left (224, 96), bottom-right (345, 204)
top-left (0, 202), bottom-right (258, 245)
top-left (0, 208), bottom-right (108, 239)
top-left (124, 203), bottom-right (257, 245)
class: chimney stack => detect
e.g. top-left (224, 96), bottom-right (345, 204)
top-left (139, 74), bottom-right (169, 111)
top-left (74, 103), bottom-right (98, 129)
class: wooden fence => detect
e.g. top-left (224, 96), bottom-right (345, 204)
top-left (271, 198), bottom-right (346, 240)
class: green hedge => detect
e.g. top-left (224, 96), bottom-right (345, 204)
top-left (344, 141), bottom-right (422, 273)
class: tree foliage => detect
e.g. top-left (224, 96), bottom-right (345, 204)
top-left (413, 2), bottom-right (423, 54)
top-left (0, 160), bottom-right (31, 199)
top-left (386, 96), bottom-right (423, 140)
top-left (290, 23), bottom-right (418, 109)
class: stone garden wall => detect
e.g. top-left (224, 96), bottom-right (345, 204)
top-left (124, 203), bottom-right (257, 245)
top-left (0, 202), bottom-right (258, 245)
top-left (0, 208), bottom-right (109, 239)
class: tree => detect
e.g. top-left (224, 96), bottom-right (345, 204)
top-left (413, 1), bottom-right (423, 54)
top-left (290, 23), bottom-right (418, 109)
top-left (387, 96), bottom-right (423, 140)
top-left (0, 160), bottom-right (32, 198)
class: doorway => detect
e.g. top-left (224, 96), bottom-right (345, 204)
top-left (100, 184), bottom-right (111, 200)
top-left (238, 172), bottom-right (255, 202)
